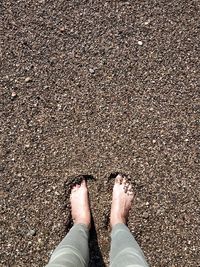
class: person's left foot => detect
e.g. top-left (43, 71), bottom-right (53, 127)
top-left (70, 179), bottom-right (91, 228)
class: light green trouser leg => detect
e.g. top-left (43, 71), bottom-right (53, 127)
top-left (46, 223), bottom-right (89, 267)
top-left (110, 223), bottom-right (149, 267)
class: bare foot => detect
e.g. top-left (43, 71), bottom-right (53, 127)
top-left (110, 174), bottom-right (134, 228)
top-left (70, 179), bottom-right (91, 228)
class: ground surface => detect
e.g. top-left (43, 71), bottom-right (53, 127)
top-left (1, 0), bottom-right (199, 266)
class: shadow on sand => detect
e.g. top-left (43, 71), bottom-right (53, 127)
top-left (89, 215), bottom-right (106, 267)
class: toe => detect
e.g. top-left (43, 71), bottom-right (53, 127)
top-left (72, 185), bottom-right (77, 192)
top-left (115, 174), bottom-right (122, 184)
top-left (127, 184), bottom-right (133, 194)
top-left (127, 187), bottom-right (134, 197)
top-left (124, 187), bottom-right (128, 193)
top-left (72, 184), bottom-right (80, 191)
top-left (128, 184), bottom-right (132, 191)
top-left (81, 179), bottom-right (86, 187)
top-left (122, 177), bottom-right (127, 185)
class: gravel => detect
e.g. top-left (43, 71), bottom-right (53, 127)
top-left (1, 0), bottom-right (199, 266)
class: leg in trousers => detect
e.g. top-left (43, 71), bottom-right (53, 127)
top-left (46, 223), bottom-right (89, 267)
top-left (110, 223), bottom-right (149, 267)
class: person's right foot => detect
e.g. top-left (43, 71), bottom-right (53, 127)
top-left (70, 179), bottom-right (91, 228)
top-left (110, 174), bottom-right (134, 228)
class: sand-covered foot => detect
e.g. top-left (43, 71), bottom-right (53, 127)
top-left (110, 174), bottom-right (134, 228)
top-left (70, 179), bottom-right (91, 228)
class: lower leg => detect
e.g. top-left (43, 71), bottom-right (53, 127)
top-left (46, 180), bottom-right (91, 267)
top-left (47, 223), bottom-right (89, 267)
top-left (110, 224), bottom-right (149, 267)
top-left (109, 174), bottom-right (149, 267)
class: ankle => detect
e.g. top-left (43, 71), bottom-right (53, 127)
top-left (110, 216), bottom-right (126, 228)
top-left (75, 220), bottom-right (91, 229)
top-left (74, 215), bottom-right (91, 228)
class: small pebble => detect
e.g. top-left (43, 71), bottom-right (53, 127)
top-left (138, 41), bottom-right (143, 46)
top-left (27, 229), bottom-right (36, 236)
top-left (145, 235), bottom-right (150, 241)
top-left (49, 250), bottom-right (54, 256)
top-left (0, 165), bottom-right (5, 172)
top-left (25, 77), bottom-right (32, 83)
top-left (156, 208), bottom-right (165, 215)
top-left (11, 92), bottom-right (17, 98)
top-left (38, 238), bottom-right (42, 244)
top-left (144, 21), bottom-right (150, 25)
top-left (57, 104), bottom-right (62, 110)
top-left (24, 143), bottom-right (30, 148)
top-left (89, 68), bottom-right (95, 74)
top-left (60, 27), bottom-right (65, 32)
top-left (143, 212), bottom-right (149, 219)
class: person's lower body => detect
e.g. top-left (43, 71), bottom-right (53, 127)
top-left (110, 223), bottom-right (149, 267)
top-left (46, 222), bottom-right (148, 267)
top-left (46, 223), bottom-right (89, 267)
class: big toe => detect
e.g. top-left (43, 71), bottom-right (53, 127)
top-left (115, 174), bottom-right (123, 184)
top-left (81, 179), bottom-right (86, 188)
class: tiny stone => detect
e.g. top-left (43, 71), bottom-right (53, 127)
top-left (11, 92), bottom-right (17, 98)
top-left (46, 188), bottom-right (52, 193)
top-left (156, 208), bottom-right (165, 215)
top-left (24, 144), bottom-right (30, 148)
top-left (60, 27), bottom-right (65, 32)
top-left (57, 104), bottom-right (62, 110)
top-left (25, 77), bottom-right (32, 83)
top-left (49, 249), bottom-right (54, 256)
top-left (152, 139), bottom-right (156, 143)
top-left (27, 229), bottom-right (36, 236)
top-left (89, 68), bottom-right (95, 74)
top-left (104, 181), bottom-right (107, 186)
top-left (145, 235), bottom-right (150, 241)
top-left (38, 238), bottom-right (42, 244)
top-left (0, 165), bottom-right (5, 172)
top-left (143, 212), bottom-right (149, 219)
top-left (144, 21), bottom-right (150, 25)
top-left (138, 41), bottom-right (143, 46)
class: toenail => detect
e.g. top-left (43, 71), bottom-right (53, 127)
top-left (123, 186), bottom-right (128, 193)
